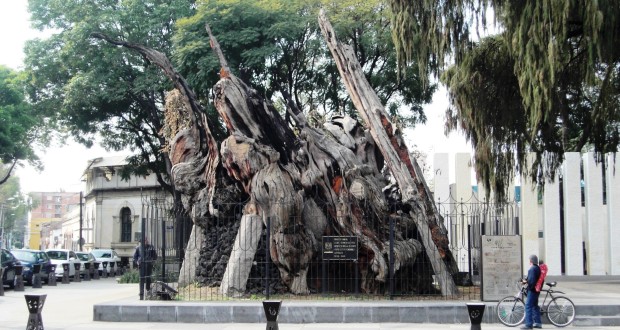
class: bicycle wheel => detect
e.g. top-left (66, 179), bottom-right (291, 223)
top-left (497, 296), bottom-right (526, 327)
top-left (546, 296), bottom-right (575, 327)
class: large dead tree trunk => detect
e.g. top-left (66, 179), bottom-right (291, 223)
top-left (318, 10), bottom-right (459, 295)
top-left (93, 13), bottom-right (458, 296)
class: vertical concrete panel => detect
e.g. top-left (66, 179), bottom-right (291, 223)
top-left (562, 152), bottom-right (584, 275)
top-left (454, 153), bottom-right (472, 271)
top-left (433, 153), bottom-right (450, 204)
top-left (583, 152), bottom-right (607, 275)
top-left (454, 153), bottom-right (473, 201)
top-left (607, 153), bottom-right (620, 275)
top-left (521, 154), bottom-right (540, 275)
top-left (543, 173), bottom-right (562, 276)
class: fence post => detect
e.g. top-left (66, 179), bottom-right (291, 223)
top-left (161, 215), bottom-right (166, 283)
top-left (139, 216), bottom-right (146, 300)
top-left (389, 216), bottom-right (395, 300)
top-left (265, 216), bottom-right (271, 300)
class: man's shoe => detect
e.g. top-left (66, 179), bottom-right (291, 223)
top-left (533, 325), bottom-right (543, 329)
top-left (520, 326), bottom-right (533, 330)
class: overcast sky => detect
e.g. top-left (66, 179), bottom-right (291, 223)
top-left (1, 0), bottom-right (472, 194)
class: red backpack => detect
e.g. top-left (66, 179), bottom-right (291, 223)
top-left (535, 263), bottom-right (548, 292)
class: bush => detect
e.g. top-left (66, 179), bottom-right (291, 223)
top-left (118, 269), bottom-right (140, 283)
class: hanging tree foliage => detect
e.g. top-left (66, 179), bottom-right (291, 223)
top-left (389, 0), bottom-right (620, 199)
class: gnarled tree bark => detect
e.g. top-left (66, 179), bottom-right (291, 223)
top-left (318, 10), bottom-right (459, 295)
top-left (93, 11), bottom-right (458, 296)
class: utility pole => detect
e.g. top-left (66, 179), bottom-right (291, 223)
top-left (79, 191), bottom-right (84, 251)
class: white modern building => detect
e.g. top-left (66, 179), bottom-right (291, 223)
top-left (433, 151), bottom-right (619, 277)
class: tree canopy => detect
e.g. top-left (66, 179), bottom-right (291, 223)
top-left (24, 0), bottom-right (434, 195)
top-left (174, 0), bottom-right (434, 128)
top-left (25, 0), bottom-right (196, 191)
top-left (0, 66), bottom-right (43, 184)
top-left (390, 0), bottom-right (620, 199)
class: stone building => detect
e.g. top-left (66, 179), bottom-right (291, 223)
top-left (80, 156), bottom-right (162, 267)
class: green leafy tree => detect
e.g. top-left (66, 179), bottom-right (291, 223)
top-left (389, 0), bottom-right (620, 199)
top-left (0, 66), bottom-right (43, 184)
top-left (174, 0), bottom-right (433, 127)
top-left (0, 172), bottom-right (27, 248)
top-left (25, 0), bottom-right (196, 193)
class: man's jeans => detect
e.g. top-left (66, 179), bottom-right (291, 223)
top-left (525, 290), bottom-right (541, 327)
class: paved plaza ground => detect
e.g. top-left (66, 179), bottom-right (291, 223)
top-left (1, 275), bottom-right (619, 329)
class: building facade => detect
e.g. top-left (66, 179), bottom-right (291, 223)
top-left (433, 151), bottom-right (619, 278)
top-left (28, 191), bottom-right (81, 250)
top-left (81, 156), bottom-right (162, 267)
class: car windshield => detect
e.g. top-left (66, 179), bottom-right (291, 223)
top-left (47, 251), bottom-right (67, 260)
top-left (92, 251), bottom-right (112, 258)
top-left (11, 250), bottom-right (37, 263)
top-left (35, 252), bottom-right (49, 261)
top-left (77, 253), bottom-right (90, 261)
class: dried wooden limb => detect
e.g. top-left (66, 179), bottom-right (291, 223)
top-left (91, 32), bottom-right (222, 287)
top-left (318, 9), bottom-right (459, 295)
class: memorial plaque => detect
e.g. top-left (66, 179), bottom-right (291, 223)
top-left (481, 235), bottom-right (522, 301)
top-left (322, 236), bottom-right (358, 260)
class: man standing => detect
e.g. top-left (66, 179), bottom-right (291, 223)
top-left (522, 254), bottom-right (542, 329)
top-left (133, 237), bottom-right (157, 290)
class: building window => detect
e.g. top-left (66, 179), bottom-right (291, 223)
top-left (120, 207), bottom-right (132, 242)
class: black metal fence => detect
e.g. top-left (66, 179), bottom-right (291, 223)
top-left (139, 191), bottom-right (518, 301)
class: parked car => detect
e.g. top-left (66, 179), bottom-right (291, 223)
top-left (45, 249), bottom-right (80, 278)
top-left (76, 251), bottom-right (96, 276)
top-left (10, 249), bottom-right (52, 285)
top-left (1, 248), bottom-right (21, 288)
top-left (91, 248), bottom-right (121, 274)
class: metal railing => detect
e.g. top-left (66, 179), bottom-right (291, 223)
top-left (141, 191), bottom-right (518, 301)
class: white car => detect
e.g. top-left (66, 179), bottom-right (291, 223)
top-left (45, 249), bottom-right (80, 278)
top-left (76, 251), bottom-right (96, 276)
top-left (91, 249), bottom-right (121, 274)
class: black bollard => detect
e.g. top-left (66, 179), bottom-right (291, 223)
top-left (262, 300), bottom-right (282, 330)
top-left (48, 265), bottom-right (57, 286)
top-left (32, 264), bottom-right (42, 288)
top-left (15, 265), bottom-right (25, 291)
top-left (93, 262), bottom-right (100, 280)
top-left (73, 263), bottom-right (81, 282)
top-left (25, 294), bottom-right (46, 330)
top-left (83, 263), bottom-right (91, 281)
top-left (466, 303), bottom-right (486, 330)
top-left (109, 262), bottom-right (115, 277)
top-left (61, 263), bottom-right (70, 284)
top-left (102, 262), bottom-right (108, 278)
top-left (0, 267), bottom-right (5, 296)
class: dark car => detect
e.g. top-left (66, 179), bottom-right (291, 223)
top-left (1, 248), bottom-right (21, 288)
top-left (10, 249), bottom-right (52, 285)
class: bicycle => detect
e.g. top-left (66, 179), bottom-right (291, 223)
top-left (496, 281), bottom-right (576, 327)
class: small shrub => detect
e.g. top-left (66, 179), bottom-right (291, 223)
top-left (119, 269), bottom-right (140, 283)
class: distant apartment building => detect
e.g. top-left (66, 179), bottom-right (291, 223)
top-left (28, 191), bottom-right (81, 250)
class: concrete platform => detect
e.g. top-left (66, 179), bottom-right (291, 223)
top-left (1, 275), bottom-right (619, 329)
top-left (93, 275), bottom-right (620, 326)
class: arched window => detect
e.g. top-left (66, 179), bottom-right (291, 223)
top-left (120, 207), bottom-right (132, 242)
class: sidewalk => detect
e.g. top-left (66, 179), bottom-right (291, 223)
top-left (1, 276), bottom-right (619, 329)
